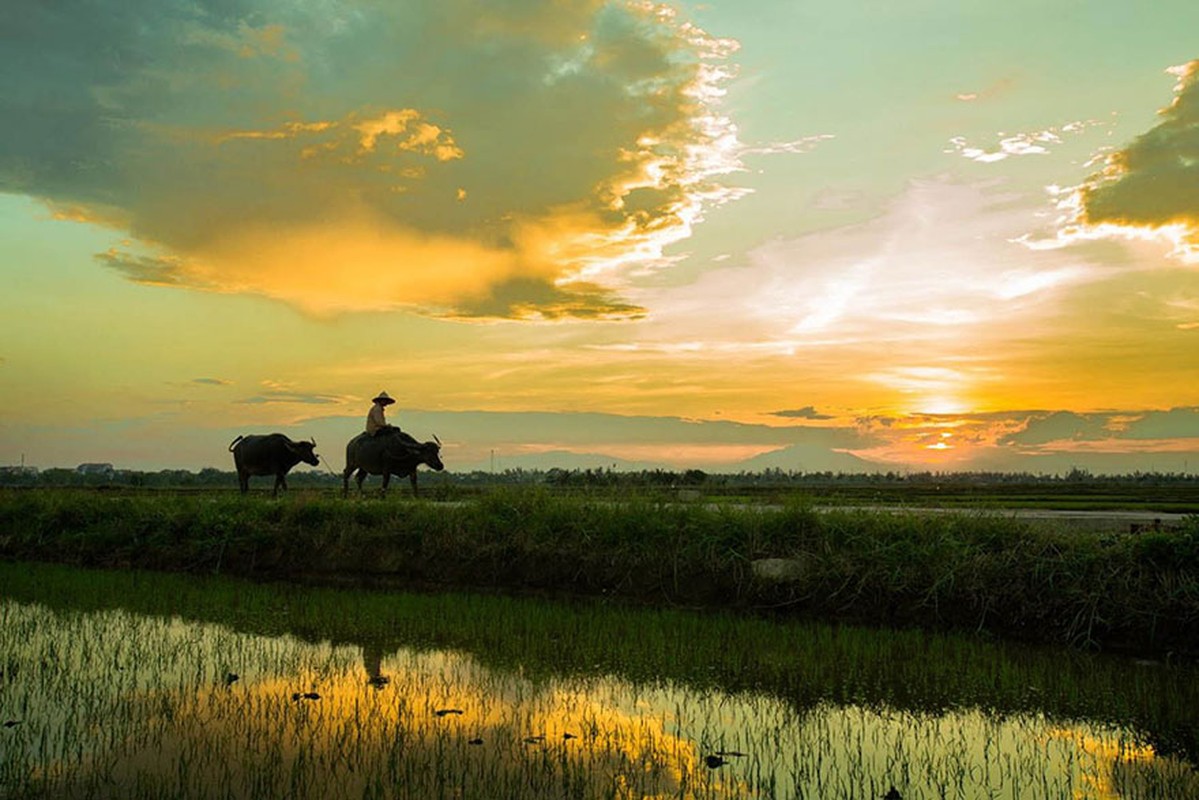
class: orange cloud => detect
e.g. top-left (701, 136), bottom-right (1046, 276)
top-left (100, 203), bottom-right (657, 319)
top-left (105, 215), bottom-right (515, 314)
top-left (352, 111), bottom-right (464, 160)
top-left (6, 1), bottom-right (775, 321)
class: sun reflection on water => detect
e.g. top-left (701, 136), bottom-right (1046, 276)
top-left (2, 599), bottom-right (1197, 799)
top-left (1045, 727), bottom-right (1199, 800)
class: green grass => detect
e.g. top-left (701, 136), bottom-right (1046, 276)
top-left (9, 475), bottom-right (1199, 512)
top-left (1, 488), bottom-right (1197, 657)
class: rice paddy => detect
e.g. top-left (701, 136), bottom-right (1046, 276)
top-left (2, 563), bottom-right (1197, 799)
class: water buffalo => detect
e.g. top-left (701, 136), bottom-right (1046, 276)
top-left (343, 430), bottom-right (444, 496)
top-left (228, 433), bottom-right (320, 496)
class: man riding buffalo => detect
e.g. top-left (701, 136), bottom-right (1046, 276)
top-left (366, 391), bottom-right (398, 436)
top-left (343, 428), bottom-right (444, 496)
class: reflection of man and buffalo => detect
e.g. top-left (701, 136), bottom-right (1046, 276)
top-left (228, 391), bottom-right (444, 496)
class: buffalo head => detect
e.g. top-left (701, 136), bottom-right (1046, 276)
top-left (289, 438), bottom-right (321, 467)
top-left (382, 436), bottom-right (443, 471)
top-left (424, 440), bottom-right (445, 472)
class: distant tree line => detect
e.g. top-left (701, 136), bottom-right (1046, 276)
top-left (1, 464), bottom-right (1196, 489)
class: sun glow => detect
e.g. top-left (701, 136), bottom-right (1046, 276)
top-left (916, 396), bottom-right (969, 416)
top-left (925, 432), bottom-right (955, 451)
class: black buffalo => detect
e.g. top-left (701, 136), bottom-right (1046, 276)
top-left (228, 433), bottom-right (320, 496)
top-left (343, 430), bottom-right (444, 496)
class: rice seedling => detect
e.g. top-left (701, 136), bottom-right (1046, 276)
top-left (1, 564), bottom-right (1197, 798)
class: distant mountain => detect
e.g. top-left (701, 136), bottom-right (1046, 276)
top-left (452, 444), bottom-right (891, 475)
top-left (731, 444), bottom-right (882, 474)
top-left (453, 450), bottom-right (670, 473)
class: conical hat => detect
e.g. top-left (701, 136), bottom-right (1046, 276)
top-left (372, 391), bottom-right (395, 405)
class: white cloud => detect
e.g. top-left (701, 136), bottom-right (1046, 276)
top-left (945, 120), bottom-right (1105, 163)
top-left (740, 134), bottom-right (835, 156)
top-left (630, 178), bottom-right (1100, 350)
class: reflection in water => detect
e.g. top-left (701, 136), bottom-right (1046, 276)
top-left (362, 641), bottom-right (389, 688)
top-left (1047, 728), bottom-right (1199, 800)
top-left (2, 599), bottom-right (1197, 799)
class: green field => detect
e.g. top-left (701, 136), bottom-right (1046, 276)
top-left (2, 487), bottom-right (1196, 657)
top-left (6, 468), bottom-right (1199, 514)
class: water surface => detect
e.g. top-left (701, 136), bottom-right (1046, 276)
top-left (1, 564), bottom-right (1196, 799)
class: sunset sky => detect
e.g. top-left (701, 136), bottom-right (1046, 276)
top-left (2, 0), bottom-right (1198, 474)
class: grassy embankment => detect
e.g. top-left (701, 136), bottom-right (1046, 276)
top-left (1, 488), bottom-right (1196, 656)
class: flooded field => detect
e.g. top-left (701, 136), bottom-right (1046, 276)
top-left (1, 563), bottom-right (1197, 799)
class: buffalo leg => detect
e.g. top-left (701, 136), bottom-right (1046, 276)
top-left (410, 473), bottom-right (418, 497)
top-left (355, 469), bottom-right (367, 493)
top-left (380, 472), bottom-right (391, 494)
top-left (273, 473), bottom-right (287, 498)
top-left (238, 471), bottom-right (249, 495)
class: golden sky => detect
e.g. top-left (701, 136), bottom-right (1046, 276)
top-left (1, 0), bottom-right (1198, 472)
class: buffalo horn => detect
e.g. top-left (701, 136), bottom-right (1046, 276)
top-left (433, 433), bottom-right (442, 446)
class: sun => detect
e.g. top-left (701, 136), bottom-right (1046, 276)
top-left (916, 395), bottom-right (969, 415)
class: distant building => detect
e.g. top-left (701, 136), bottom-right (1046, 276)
top-left (0, 465), bottom-right (39, 477)
top-left (76, 463), bottom-right (115, 476)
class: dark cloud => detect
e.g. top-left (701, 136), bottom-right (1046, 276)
top-left (445, 277), bottom-right (645, 321)
top-left (997, 408), bottom-right (1199, 446)
top-left (1077, 60), bottom-right (1199, 251)
top-left (914, 410), bottom-right (1052, 422)
top-left (770, 406), bottom-right (833, 420)
top-left (96, 250), bottom-right (192, 287)
top-left (236, 391), bottom-right (341, 405)
top-left (998, 411), bottom-right (1115, 446)
top-left (192, 378), bottom-right (232, 386)
top-left (1122, 407), bottom-right (1199, 440)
